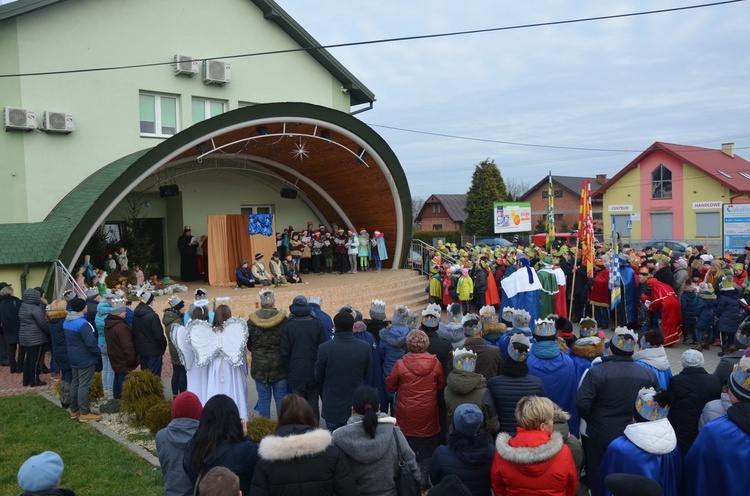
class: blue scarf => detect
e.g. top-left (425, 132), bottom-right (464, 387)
top-left (532, 340), bottom-right (560, 359)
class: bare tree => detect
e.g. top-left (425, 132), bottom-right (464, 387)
top-left (412, 196), bottom-right (425, 223)
top-left (505, 176), bottom-right (533, 201)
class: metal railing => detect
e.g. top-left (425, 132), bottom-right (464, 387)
top-left (52, 260), bottom-right (85, 301)
top-left (405, 239), bottom-right (458, 276)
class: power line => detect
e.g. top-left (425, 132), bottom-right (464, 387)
top-left (0, 0), bottom-right (744, 78)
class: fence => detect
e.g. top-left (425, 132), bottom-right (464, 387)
top-left (51, 260), bottom-right (85, 301)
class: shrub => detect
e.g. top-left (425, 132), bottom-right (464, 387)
top-left (120, 370), bottom-right (164, 427)
top-left (89, 372), bottom-right (104, 403)
top-left (246, 416), bottom-right (277, 442)
top-left (145, 400), bottom-right (173, 435)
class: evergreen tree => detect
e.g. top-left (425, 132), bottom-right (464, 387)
top-left (464, 159), bottom-right (508, 236)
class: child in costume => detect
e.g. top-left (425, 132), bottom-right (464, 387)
top-left (357, 228), bottom-right (370, 272)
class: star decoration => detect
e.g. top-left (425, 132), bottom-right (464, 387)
top-left (292, 140), bottom-right (310, 161)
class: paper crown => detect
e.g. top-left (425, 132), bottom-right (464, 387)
top-left (84, 288), bottom-right (99, 299)
top-left (406, 311), bottom-right (419, 329)
top-left (501, 307), bottom-right (517, 322)
top-left (448, 303), bottom-right (463, 323)
top-left (113, 289), bottom-right (125, 299)
top-left (421, 303), bottom-right (442, 328)
top-left (308, 295), bottom-right (322, 306)
top-left (391, 305), bottom-right (411, 327)
top-left (479, 306), bottom-right (498, 326)
top-left (167, 295), bottom-right (182, 308)
top-left (729, 356), bottom-right (750, 402)
top-left (63, 289), bottom-right (76, 301)
top-left (610, 327), bottom-right (638, 353)
top-left (508, 333), bottom-right (532, 362)
top-left (737, 327), bottom-right (750, 348)
top-left (194, 299), bottom-right (210, 309)
top-left (512, 309), bottom-right (531, 327)
top-left (259, 289), bottom-right (275, 306)
top-left (452, 348), bottom-right (477, 372)
top-left (194, 288), bottom-right (208, 300)
top-left (109, 298), bottom-right (126, 314)
top-left (534, 318), bottom-right (556, 337)
top-left (635, 387), bottom-right (670, 421)
top-left (578, 317), bottom-right (598, 337)
top-left (462, 313), bottom-right (482, 336)
top-left (138, 290), bottom-right (152, 305)
top-left (370, 299), bottom-right (386, 315)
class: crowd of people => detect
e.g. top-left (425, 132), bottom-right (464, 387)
top-left (5, 238), bottom-right (750, 495)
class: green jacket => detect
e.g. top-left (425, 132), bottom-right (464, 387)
top-left (247, 308), bottom-right (288, 383)
top-left (444, 369), bottom-right (500, 436)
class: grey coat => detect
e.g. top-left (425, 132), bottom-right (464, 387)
top-left (155, 417), bottom-right (200, 496)
top-left (332, 414), bottom-right (418, 496)
top-left (18, 289), bottom-right (49, 347)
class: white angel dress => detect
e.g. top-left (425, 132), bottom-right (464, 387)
top-left (172, 323), bottom-right (209, 406)
top-left (187, 317), bottom-right (249, 419)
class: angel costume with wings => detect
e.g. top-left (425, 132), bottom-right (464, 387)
top-left (185, 317), bottom-right (250, 418)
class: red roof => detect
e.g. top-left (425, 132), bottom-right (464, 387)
top-left (594, 141), bottom-right (750, 197)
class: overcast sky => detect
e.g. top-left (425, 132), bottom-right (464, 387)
top-left (282, 0), bottom-right (750, 199)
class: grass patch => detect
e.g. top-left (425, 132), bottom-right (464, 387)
top-left (0, 394), bottom-right (163, 495)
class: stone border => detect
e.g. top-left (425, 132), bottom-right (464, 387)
top-left (38, 391), bottom-right (160, 467)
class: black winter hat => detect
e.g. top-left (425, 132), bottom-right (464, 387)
top-left (70, 297), bottom-right (87, 313)
top-left (334, 311), bottom-right (354, 332)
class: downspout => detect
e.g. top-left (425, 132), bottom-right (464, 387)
top-left (20, 264), bottom-right (29, 292)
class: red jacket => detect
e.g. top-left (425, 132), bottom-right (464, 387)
top-left (386, 352), bottom-right (444, 438)
top-left (491, 428), bottom-right (577, 496)
top-left (588, 268), bottom-right (610, 305)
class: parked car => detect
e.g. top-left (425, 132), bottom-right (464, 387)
top-left (642, 240), bottom-right (690, 253)
top-left (475, 237), bottom-right (515, 248)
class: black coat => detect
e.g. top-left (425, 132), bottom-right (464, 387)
top-left (668, 367), bottom-right (722, 455)
top-left (184, 436), bottom-right (259, 496)
top-left (315, 332), bottom-right (372, 425)
top-left (0, 294), bottom-right (22, 344)
top-left (430, 436), bottom-right (495, 496)
top-left (251, 424), bottom-right (358, 496)
top-left (425, 329), bottom-right (453, 379)
top-left (487, 373), bottom-right (546, 434)
top-left (281, 303), bottom-right (326, 392)
top-left (576, 355), bottom-right (658, 445)
top-left (132, 303), bottom-right (166, 357)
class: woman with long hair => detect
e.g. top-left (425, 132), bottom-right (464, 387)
top-left (187, 303), bottom-right (249, 417)
top-left (183, 394), bottom-right (258, 496)
top-left (251, 394), bottom-right (358, 495)
top-left (332, 386), bottom-right (418, 496)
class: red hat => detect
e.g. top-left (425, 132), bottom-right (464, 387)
top-left (313, 230), bottom-right (320, 237)
top-left (348, 227), bottom-right (355, 234)
top-left (172, 391), bottom-right (203, 420)
top-left (359, 227), bottom-right (367, 233)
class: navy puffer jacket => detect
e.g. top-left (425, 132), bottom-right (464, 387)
top-left (487, 373), bottom-right (546, 435)
top-left (715, 288), bottom-right (743, 334)
top-left (695, 293), bottom-right (717, 330)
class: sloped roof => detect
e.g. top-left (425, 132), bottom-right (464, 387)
top-left (416, 194), bottom-right (467, 222)
top-left (594, 141), bottom-right (750, 197)
top-left (0, 0), bottom-right (375, 107)
top-left (0, 149), bottom-right (149, 266)
top-left (519, 175), bottom-right (605, 200)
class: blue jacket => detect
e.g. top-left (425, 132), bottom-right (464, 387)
top-left (49, 314), bottom-right (71, 372)
top-left (527, 341), bottom-right (579, 436)
top-left (310, 303), bottom-right (334, 341)
top-left (95, 300), bottom-right (111, 346)
top-left (715, 288), bottom-right (743, 334)
top-left (680, 289), bottom-right (698, 327)
top-left (378, 324), bottom-right (411, 380)
top-left (63, 314), bottom-right (101, 369)
top-left (684, 403), bottom-right (750, 496)
top-left (695, 293), bottom-right (717, 330)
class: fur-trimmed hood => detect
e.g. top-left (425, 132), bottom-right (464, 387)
top-left (572, 337), bottom-right (604, 359)
top-left (258, 425), bottom-right (332, 461)
top-left (333, 414), bottom-right (398, 464)
top-left (438, 322), bottom-right (466, 347)
top-left (46, 309), bottom-right (68, 321)
top-left (495, 429), bottom-right (564, 467)
top-left (248, 308), bottom-right (286, 329)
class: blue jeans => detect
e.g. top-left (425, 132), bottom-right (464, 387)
top-left (99, 345), bottom-right (114, 394)
top-left (113, 372), bottom-right (127, 400)
top-left (594, 306), bottom-right (610, 329)
top-left (326, 420), bottom-right (345, 432)
top-left (255, 379), bottom-right (288, 418)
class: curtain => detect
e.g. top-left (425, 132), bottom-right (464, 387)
top-left (207, 214), bottom-right (277, 286)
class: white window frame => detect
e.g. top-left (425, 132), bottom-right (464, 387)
top-left (192, 97), bottom-right (226, 124)
top-left (431, 204), bottom-right (442, 214)
top-left (139, 91), bottom-right (179, 138)
top-left (240, 205), bottom-right (274, 215)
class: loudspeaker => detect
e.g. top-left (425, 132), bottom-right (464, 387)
top-left (280, 187), bottom-right (298, 199)
top-left (159, 185), bottom-right (180, 198)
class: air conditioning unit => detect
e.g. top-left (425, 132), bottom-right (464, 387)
top-left (202, 59), bottom-right (231, 85)
top-left (41, 111), bottom-right (75, 134)
top-left (3, 106), bottom-right (37, 131)
top-left (173, 54), bottom-right (198, 76)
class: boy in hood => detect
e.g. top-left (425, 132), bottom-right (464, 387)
top-left (633, 330), bottom-right (673, 390)
top-left (156, 392), bottom-right (203, 496)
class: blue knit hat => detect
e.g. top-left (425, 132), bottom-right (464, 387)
top-left (17, 451), bottom-right (64, 492)
top-left (454, 404), bottom-right (483, 436)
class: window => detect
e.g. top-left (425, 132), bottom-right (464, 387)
top-left (139, 92), bottom-right (178, 137)
top-left (192, 98), bottom-right (225, 124)
top-left (696, 212), bottom-right (720, 237)
top-left (592, 212), bottom-right (603, 220)
top-left (431, 204), bottom-right (442, 214)
top-left (652, 165), bottom-right (672, 199)
top-left (542, 191), bottom-right (548, 199)
top-left (432, 224), bottom-right (443, 231)
top-left (240, 205), bottom-right (273, 215)
top-left (554, 189), bottom-right (563, 198)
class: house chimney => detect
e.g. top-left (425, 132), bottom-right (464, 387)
top-left (596, 174), bottom-right (608, 185)
top-left (722, 143), bottom-right (735, 157)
